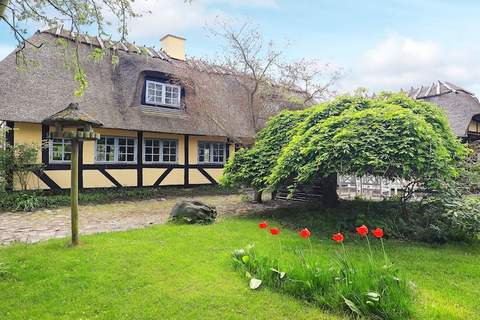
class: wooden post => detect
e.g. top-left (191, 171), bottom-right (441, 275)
top-left (71, 139), bottom-right (79, 246)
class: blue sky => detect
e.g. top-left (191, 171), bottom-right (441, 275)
top-left (1, 0), bottom-right (480, 94)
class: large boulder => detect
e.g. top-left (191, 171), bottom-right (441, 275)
top-left (170, 200), bottom-right (217, 224)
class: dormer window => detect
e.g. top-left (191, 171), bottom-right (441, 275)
top-left (145, 80), bottom-right (181, 108)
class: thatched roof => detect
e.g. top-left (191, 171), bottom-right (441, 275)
top-left (404, 81), bottom-right (480, 137)
top-left (0, 27), bottom-right (288, 140)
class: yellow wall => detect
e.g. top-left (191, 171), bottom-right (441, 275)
top-left (189, 169), bottom-right (210, 184)
top-left (204, 168), bottom-right (224, 182)
top-left (83, 170), bottom-right (115, 188)
top-left (14, 122), bottom-right (43, 163)
top-left (106, 169), bottom-right (137, 187)
top-left (45, 170), bottom-right (71, 189)
top-left (161, 168), bottom-right (184, 186)
top-left (188, 168), bottom-right (225, 185)
top-left (143, 168), bottom-right (167, 186)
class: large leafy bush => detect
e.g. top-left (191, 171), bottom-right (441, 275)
top-left (222, 94), bottom-right (468, 207)
top-left (269, 94), bottom-right (468, 190)
top-left (221, 109), bottom-right (307, 190)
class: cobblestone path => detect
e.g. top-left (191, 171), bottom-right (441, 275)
top-left (0, 194), bottom-right (284, 245)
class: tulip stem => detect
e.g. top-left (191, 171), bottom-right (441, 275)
top-left (308, 237), bottom-right (313, 257)
top-left (365, 235), bottom-right (374, 265)
top-left (341, 242), bottom-right (351, 268)
top-left (278, 237), bottom-right (283, 270)
top-left (380, 238), bottom-right (389, 266)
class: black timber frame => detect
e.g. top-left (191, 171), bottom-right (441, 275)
top-left (9, 124), bottom-right (229, 191)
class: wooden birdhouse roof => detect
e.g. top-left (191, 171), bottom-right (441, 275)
top-left (42, 103), bottom-right (103, 127)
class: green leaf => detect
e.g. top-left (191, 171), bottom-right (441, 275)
top-left (342, 296), bottom-right (362, 316)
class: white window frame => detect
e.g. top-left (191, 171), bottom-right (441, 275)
top-left (95, 136), bottom-right (137, 164)
top-left (198, 141), bottom-right (227, 164)
top-left (145, 80), bottom-right (181, 108)
top-left (49, 138), bottom-right (72, 163)
top-left (143, 138), bottom-right (178, 164)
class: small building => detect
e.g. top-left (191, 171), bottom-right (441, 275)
top-left (0, 27), bottom-right (285, 191)
top-left (339, 81), bottom-right (480, 199)
top-left (406, 81), bottom-right (480, 142)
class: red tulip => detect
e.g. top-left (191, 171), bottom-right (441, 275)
top-left (299, 228), bottom-right (311, 238)
top-left (332, 232), bottom-right (344, 243)
top-left (356, 225), bottom-right (369, 236)
top-left (259, 221), bottom-right (268, 229)
top-left (270, 228), bottom-right (280, 235)
top-left (372, 227), bottom-right (384, 238)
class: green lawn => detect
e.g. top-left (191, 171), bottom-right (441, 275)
top-left (0, 217), bottom-right (479, 320)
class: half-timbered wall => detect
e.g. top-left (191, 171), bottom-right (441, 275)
top-left (9, 121), bottom-right (234, 191)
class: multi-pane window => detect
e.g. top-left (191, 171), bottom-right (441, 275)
top-left (198, 142), bottom-right (226, 164)
top-left (144, 139), bottom-right (177, 163)
top-left (165, 85), bottom-right (180, 106)
top-left (145, 80), bottom-right (181, 108)
top-left (118, 138), bottom-right (136, 162)
top-left (50, 139), bottom-right (72, 163)
top-left (95, 136), bottom-right (137, 163)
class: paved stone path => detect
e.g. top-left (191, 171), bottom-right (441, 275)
top-left (0, 194), bottom-right (286, 245)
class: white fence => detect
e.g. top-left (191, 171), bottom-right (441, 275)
top-left (337, 175), bottom-right (410, 200)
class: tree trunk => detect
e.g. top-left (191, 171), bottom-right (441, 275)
top-left (271, 188), bottom-right (277, 200)
top-left (70, 139), bottom-right (79, 246)
top-left (253, 189), bottom-right (263, 203)
top-left (321, 174), bottom-right (339, 208)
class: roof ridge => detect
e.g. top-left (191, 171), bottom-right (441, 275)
top-left (38, 24), bottom-right (173, 61)
top-left (403, 80), bottom-right (476, 100)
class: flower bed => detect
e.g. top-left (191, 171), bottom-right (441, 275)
top-left (232, 222), bottom-right (415, 319)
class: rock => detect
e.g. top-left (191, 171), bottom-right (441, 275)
top-left (170, 200), bottom-right (217, 224)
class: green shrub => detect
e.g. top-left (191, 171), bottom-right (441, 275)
top-left (0, 186), bottom-right (238, 212)
top-left (232, 243), bottom-right (414, 320)
top-left (416, 196), bottom-right (480, 243)
top-left (256, 198), bottom-right (480, 243)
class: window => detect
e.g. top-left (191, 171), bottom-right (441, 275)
top-left (145, 80), bottom-right (181, 108)
top-left (198, 142), bottom-right (226, 164)
top-left (49, 138), bottom-right (72, 163)
top-left (95, 136), bottom-right (137, 163)
top-left (118, 138), bottom-right (136, 162)
top-left (144, 139), bottom-right (177, 163)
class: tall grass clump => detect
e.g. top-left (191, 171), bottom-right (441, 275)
top-left (232, 223), bottom-right (415, 319)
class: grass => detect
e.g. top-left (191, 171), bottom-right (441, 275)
top-left (0, 216), bottom-right (479, 319)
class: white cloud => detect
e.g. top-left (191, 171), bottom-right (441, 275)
top-left (0, 45), bottom-right (15, 61)
top-left (123, 0), bottom-right (277, 39)
top-left (121, 0), bottom-right (214, 39)
top-left (339, 35), bottom-right (480, 96)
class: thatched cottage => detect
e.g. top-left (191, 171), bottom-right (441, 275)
top-left (406, 81), bottom-right (480, 142)
top-left (2, 27), bottom-right (480, 192)
top-left (0, 26), bottom-right (284, 191)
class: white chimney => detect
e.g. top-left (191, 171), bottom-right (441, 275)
top-left (160, 34), bottom-right (186, 61)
